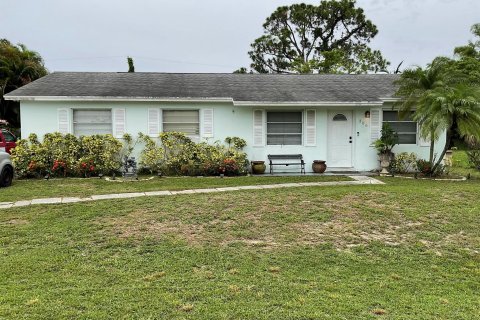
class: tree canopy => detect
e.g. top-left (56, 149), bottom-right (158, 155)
top-left (0, 39), bottom-right (48, 128)
top-left (394, 24), bottom-right (480, 174)
top-left (247, 0), bottom-right (389, 74)
top-left (127, 57), bottom-right (135, 72)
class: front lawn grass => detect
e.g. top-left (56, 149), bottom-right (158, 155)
top-left (1, 179), bottom-right (479, 319)
top-left (450, 150), bottom-right (480, 179)
top-left (1, 175), bottom-right (351, 203)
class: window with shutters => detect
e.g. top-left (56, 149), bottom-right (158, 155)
top-left (162, 110), bottom-right (200, 138)
top-left (382, 111), bottom-right (417, 144)
top-left (73, 109), bottom-right (112, 136)
top-left (266, 111), bottom-right (302, 145)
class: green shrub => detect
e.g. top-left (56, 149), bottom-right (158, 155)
top-left (466, 150), bottom-right (480, 170)
top-left (416, 158), bottom-right (447, 177)
top-left (12, 133), bottom-right (123, 178)
top-left (389, 152), bottom-right (418, 174)
top-left (138, 133), bottom-right (165, 174)
top-left (372, 123), bottom-right (399, 154)
top-left (150, 132), bottom-right (248, 176)
top-left (78, 134), bottom-right (123, 175)
top-left (11, 132), bottom-right (249, 178)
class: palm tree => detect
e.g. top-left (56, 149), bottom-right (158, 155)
top-left (0, 39), bottom-right (48, 127)
top-left (394, 57), bottom-right (450, 165)
top-left (419, 84), bottom-right (480, 173)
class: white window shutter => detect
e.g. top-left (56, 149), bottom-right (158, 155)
top-left (148, 108), bottom-right (160, 137)
top-left (253, 109), bottom-right (264, 146)
top-left (305, 109), bottom-right (316, 146)
top-left (201, 109), bottom-right (214, 138)
top-left (370, 108), bottom-right (382, 143)
top-left (58, 108), bottom-right (70, 134)
top-left (113, 108), bottom-right (126, 138)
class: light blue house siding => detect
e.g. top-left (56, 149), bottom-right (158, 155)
top-left (19, 100), bottom-right (445, 172)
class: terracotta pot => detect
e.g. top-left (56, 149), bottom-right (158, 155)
top-left (312, 160), bottom-right (327, 173)
top-left (251, 161), bottom-right (266, 174)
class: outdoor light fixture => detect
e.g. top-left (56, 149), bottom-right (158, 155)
top-left (359, 110), bottom-right (371, 127)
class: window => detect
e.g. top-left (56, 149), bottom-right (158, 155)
top-left (267, 111), bottom-right (302, 145)
top-left (73, 109), bottom-right (112, 136)
top-left (382, 111), bottom-right (417, 144)
top-left (333, 114), bottom-right (347, 121)
top-left (162, 110), bottom-right (200, 137)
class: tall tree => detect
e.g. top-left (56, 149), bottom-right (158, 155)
top-left (248, 1), bottom-right (389, 74)
top-left (454, 23), bottom-right (480, 60)
top-left (394, 58), bottom-right (450, 165)
top-left (421, 85), bottom-right (480, 173)
top-left (395, 24), bottom-right (480, 174)
top-left (0, 39), bottom-right (48, 128)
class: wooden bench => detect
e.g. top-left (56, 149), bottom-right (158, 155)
top-left (267, 154), bottom-right (305, 174)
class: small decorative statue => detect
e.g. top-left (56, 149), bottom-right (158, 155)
top-left (122, 156), bottom-right (138, 180)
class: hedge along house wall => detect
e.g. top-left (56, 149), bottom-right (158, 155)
top-left (12, 132), bottom-right (249, 178)
top-left (19, 100), bottom-right (446, 172)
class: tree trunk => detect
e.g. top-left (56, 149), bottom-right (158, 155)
top-left (431, 129), bottom-right (452, 174)
top-left (429, 135), bottom-right (435, 165)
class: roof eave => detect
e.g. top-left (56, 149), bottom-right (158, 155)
top-left (379, 97), bottom-right (400, 102)
top-left (4, 96), bottom-right (388, 107)
top-left (3, 96), bottom-right (235, 103)
top-left (233, 101), bottom-right (384, 107)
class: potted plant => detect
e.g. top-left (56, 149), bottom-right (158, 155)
top-left (251, 160), bottom-right (266, 174)
top-left (372, 123), bottom-right (398, 176)
top-left (312, 160), bottom-right (327, 173)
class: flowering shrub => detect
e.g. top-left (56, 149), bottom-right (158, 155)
top-left (11, 131), bottom-right (249, 178)
top-left (416, 159), bottom-right (431, 175)
top-left (416, 158), bottom-right (446, 177)
top-left (12, 133), bottom-right (123, 178)
top-left (149, 132), bottom-right (248, 176)
top-left (78, 135), bottom-right (123, 174)
top-left (222, 158), bottom-right (240, 175)
top-left (78, 159), bottom-right (96, 177)
top-left (389, 152), bottom-right (418, 174)
top-left (52, 160), bottom-right (67, 177)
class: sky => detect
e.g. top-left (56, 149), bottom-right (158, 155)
top-left (1, 0), bottom-right (479, 73)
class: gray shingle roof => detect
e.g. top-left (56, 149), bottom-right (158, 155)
top-left (5, 72), bottom-right (399, 103)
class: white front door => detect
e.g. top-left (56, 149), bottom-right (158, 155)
top-left (328, 111), bottom-right (353, 167)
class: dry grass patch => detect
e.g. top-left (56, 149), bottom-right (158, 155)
top-left (1, 219), bottom-right (30, 226)
top-left (92, 187), bottom-right (479, 252)
top-left (97, 209), bottom-right (208, 245)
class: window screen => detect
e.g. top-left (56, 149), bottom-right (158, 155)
top-left (73, 109), bottom-right (112, 136)
top-left (267, 111), bottom-right (302, 145)
top-left (382, 111), bottom-right (417, 144)
top-left (162, 110), bottom-right (200, 136)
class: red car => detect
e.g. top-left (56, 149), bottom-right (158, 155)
top-left (0, 129), bottom-right (17, 154)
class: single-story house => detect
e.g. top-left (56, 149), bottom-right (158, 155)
top-left (4, 72), bottom-right (446, 172)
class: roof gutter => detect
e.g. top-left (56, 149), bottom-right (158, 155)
top-left (4, 95), bottom-right (387, 107)
top-left (3, 96), bottom-right (235, 103)
top-left (379, 97), bottom-right (400, 102)
top-left (232, 101), bottom-right (384, 107)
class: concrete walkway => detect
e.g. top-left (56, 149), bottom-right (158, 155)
top-left (0, 176), bottom-right (383, 209)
